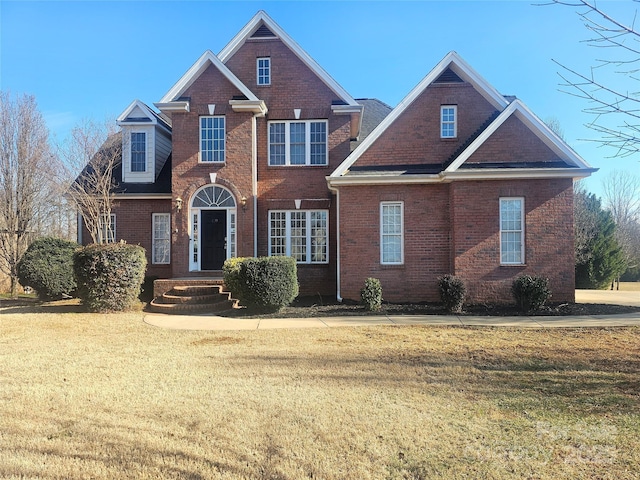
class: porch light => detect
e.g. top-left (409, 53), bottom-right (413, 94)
top-left (175, 197), bottom-right (183, 211)
top-left (241, 196), bottom-right (247, 210)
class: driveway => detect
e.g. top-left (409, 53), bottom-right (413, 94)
top-left (576, 289), bottom-right (640, 307)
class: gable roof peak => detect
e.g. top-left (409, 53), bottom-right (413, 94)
top-left (218, 11), bottom-right (359, 107)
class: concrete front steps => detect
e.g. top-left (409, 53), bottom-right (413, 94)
top-left (149, 285), bottom-right (239, 315)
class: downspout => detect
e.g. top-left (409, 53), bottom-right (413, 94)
top-left (327, 182), bottom-right (342, 302)
top-left (77, 211), bottom-right (83, 245)
top-left (252, 114), bottom-right (258, 257)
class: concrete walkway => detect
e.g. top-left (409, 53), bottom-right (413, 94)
top-left (144, 289), bottom-right (640, 331)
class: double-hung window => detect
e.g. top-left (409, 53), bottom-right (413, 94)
top-left (101, 214), bottom-right (116, 244)
top-left (200, 116), bottom-right (225, 162)
top-left (269, 210), bottom-right (328, 264)
top-left (152, 213), bottom-right (171, 264)
top-left (441, 105), bottom-right (457, 138)
top-left (380, 202), bottom-right (403, 264)
top-left (500, 198), bottom-right (524, 264)
top-left (268, 120), bottom-right (328, 166)
top-left (130, 132), bottom-right (146, 172)
top-left (257, 57), bottom-right (271, 85)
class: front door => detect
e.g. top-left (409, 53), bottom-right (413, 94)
top-left (201, 210), bottom-right (227, 270)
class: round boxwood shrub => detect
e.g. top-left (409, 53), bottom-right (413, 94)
top-left (222, 256), bottom-right (248, 298)
top-left (74, 242), bottom-right (147, 312)
top-left (361, 277), bottom-right (383, 312)
top-left (232, 256), bottom-right (298, 313)
top-left (438, 274), bottom-right (466, 313)
top-left (511, 275), bottom-right (551, 312)
top-left (16, 237), bottom-right (78, 300)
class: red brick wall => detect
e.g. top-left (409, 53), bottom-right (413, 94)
top-left (337, 179), bottom-right (575, 304)
top-left (338, 184), bottom-right (451, 303)
top-left (81, 199), bottom-right (173, 279)
top-left (450, 179), bottom-right (575, 303)
top-left (467, 115), bottom-right (562, 164)
top-left (354, 83), bottom-right (498, 167)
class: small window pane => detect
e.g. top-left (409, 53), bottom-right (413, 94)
top-left (257, 57), bottom-right (270, 85)
top-left (269, 123), bottom-right (286, 165)
top-left (500, 198), bottom-right (524, 264)
top-left (153, 213), bottom-right (171, 264)
top-left (381, 203), bottom-right (403, 264)
top-left (131, 132), bottom-right (146, 172)
top-left (289, 123), bottom-right (306, 165)
top-left (200, 117), bottom-right (225, 162)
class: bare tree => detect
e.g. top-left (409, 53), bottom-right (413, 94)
top-left (546, 0), bottom-right (640, 157)
top-left (602, 170), bottom-right (640, 287)
top-left (61, 119), bottom-right (121, 244)
top-left (0, 92), bottom-right (55, 297)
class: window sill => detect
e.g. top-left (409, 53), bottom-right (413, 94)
top-left (500, 263), bottom-right (526, 267)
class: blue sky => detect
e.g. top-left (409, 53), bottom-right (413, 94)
top-left (2, 0), bottom-right (639, 195)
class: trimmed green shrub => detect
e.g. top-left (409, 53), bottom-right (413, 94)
top-left (139, 275), bottom-right (158, 303)
top-left (74, 242), bottom-right (147, 312)
top-left (229, 256), bottom-right (298, 312)
top-left (438, 274), bottom-right (466, 313)
top-left (361, 277), bottom-right (383, 311)
top-left (222, 257), bottom-right (248, 298)
top-left (16, 237), bottom-right (78, 300)
top-left (511, 275), bottom-right (551, 312)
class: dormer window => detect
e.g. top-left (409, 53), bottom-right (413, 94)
top-left (441, 105), bottom-right (457, 138)
top-left (130, 132), bottom-right (147, 172)
top-left (257, 57), bottom-right (271, 85)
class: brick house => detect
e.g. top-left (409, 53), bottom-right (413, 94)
top-left (82, 11), bottom-right (595, 304)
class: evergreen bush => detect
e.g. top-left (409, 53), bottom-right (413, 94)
top-left (361, 277), bottom-right (383, 311)
top-left (16, 237), bottom-right (78, 300)
top-left (73, 242), bottom-right (147, 312)
top-left (227, 256), bottom-right (298, 312)
top-left (511, 275), bottom-right (551, 312)
top-left (438, 274), bottom-right (466, 313)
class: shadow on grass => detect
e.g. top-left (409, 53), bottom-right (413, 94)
top-left (0, 298), bottom-right (86, 314)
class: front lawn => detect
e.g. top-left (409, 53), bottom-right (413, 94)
top-left (0, 310), bottom-right (638, 479)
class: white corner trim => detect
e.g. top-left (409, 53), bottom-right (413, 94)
top-left (158, 50), bottom-right (259, 104)
top-left (445, 99), bottom-right (594, 173)
top-left (218, 11), bottom-right (359, 107)
top-left (330, 51), bottom-right (509, 178)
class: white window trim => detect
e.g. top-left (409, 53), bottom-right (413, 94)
top-left (268, 210), bottom-right (329, 264)
top-left (199, 115), bottom-right (226, 163)
top-left (257, 57), bottom-right (271, 86)
top-left (441, 105), bottom-right (457, 139)
top-left (380, 201), bottom-right (404, 265)
top-left (152, 213), bottom-right (171, 265)
top-left (499, 197), bottom-right (525, 265)
top-left (268, 120), bottom-right (328, 166)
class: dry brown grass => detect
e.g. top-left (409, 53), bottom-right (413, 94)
top-left (0, 307), bottom-right (639, 479)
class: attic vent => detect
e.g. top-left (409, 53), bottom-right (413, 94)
top-left (434, 68), bottom-right (464, 83)
top-left (251, 24), bottom-right (276, 38)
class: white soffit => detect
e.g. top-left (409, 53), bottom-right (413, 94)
top-left (218, 10), bottom-right (359, 107)
top-left (156, 50), bottom-right (259, 105)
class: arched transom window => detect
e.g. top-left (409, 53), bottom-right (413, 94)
top-left (192, 185), bottom-right (236, 208)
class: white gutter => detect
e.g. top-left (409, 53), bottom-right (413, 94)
top-left (112, 193), bottom-right (173, 200)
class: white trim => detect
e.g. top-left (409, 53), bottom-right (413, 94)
top-left (199, 115), bottom-right (226, 163)
top-left (268, 119), bottom-right (328, 166)
top-left (499, 197), bottom-right (525, 265)
top-left (440, 105), bottom-right (457, 138)
top-left (445, 100), bottom-right (593, 173)
top-left (380, 201), bottom-right (404, 265)
top-left (218, 11), bottom-right (359, 107)
top-left (152, 213), bottom-right (171, 265)
top-left (330, 51), bottom-right (509, 178)
top-left (112, 194), bottom-right (172, 200)
top-left (156, 50), bottom-right (259, 105)
top-left (257, 57), bottom-right (271, 86)
top-left (268, 209), bottom-right (329, 264)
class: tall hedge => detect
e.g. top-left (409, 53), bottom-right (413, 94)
top-left (16, 237), bottom-right (78, 300)
top-left (223, 256), bottom-right (298, 312)
top-left (74, 243), bottom-right (147, 312)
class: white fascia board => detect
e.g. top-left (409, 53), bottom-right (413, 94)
top-left (442, 167), bottom-right (598, 181)
top-left (154, 101), bottom-right (190, 113)
top-left (219, 11), bottom-right (359, 107)
top-left (229, 99), bottom-right (268, 116)
top-left (157, 50), bottom-right (259, 104)
top-left (117, 99), bottom-right (158, 125)
top-left (445, 99), bottom-right (594, 173)
top-left (330, 51), bottom-right (510, 178)
top-left (112, 193), bottom-right (173, 200)
top-left (326, 174), bottom-right (444, 187)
